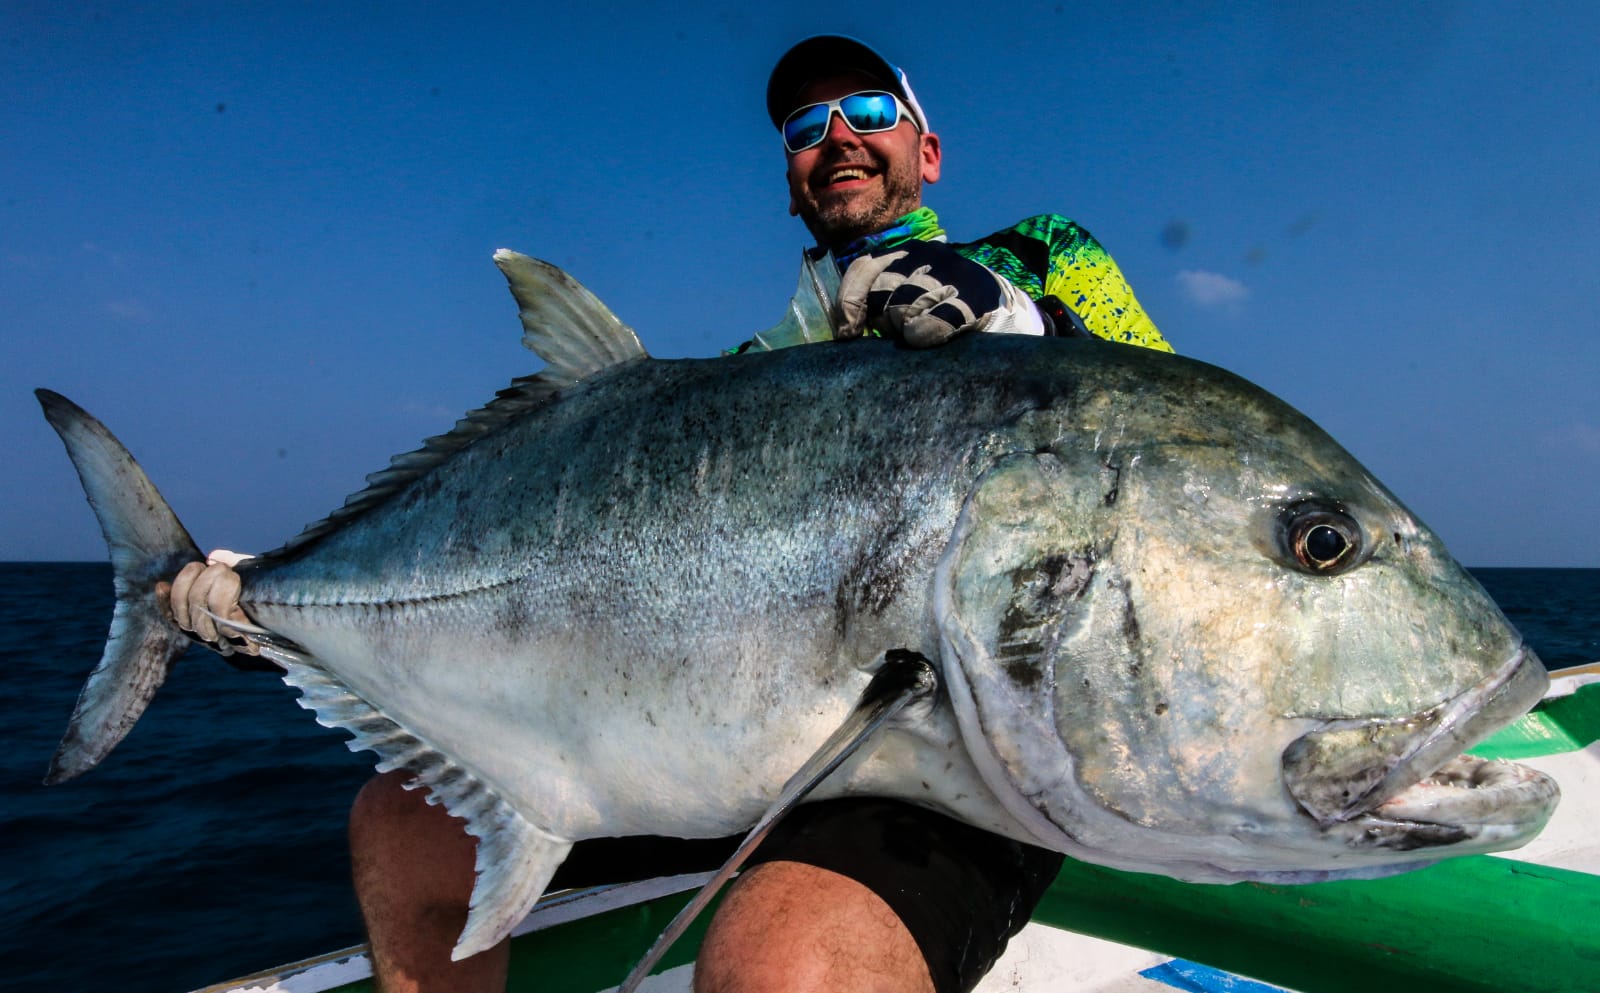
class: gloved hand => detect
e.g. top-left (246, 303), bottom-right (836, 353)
top-left (157, 548), bottom-right (261, 658)
top-left (837, 240), bottom-right (1046, 347)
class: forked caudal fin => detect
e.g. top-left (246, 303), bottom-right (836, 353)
top-left (38, 388), bottom-right (574, 958)
top-left (34, 256), bottom-right (641, 954)
top-left (35, 389), bottom-right (203, 784)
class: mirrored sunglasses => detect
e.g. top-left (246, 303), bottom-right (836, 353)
top-left (781, 91), bottom-right (914, 154)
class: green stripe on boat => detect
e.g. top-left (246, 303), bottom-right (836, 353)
top-left (1473, 675), bottom-right (1600, 759)
top-left (1037, 852), bottom-right (1599, 993)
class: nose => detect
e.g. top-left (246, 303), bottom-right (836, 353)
top-left (820, 108), bottom-right (860, 148)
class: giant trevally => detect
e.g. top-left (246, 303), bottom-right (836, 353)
top-left (39, 251), bottom-right (1559, 961)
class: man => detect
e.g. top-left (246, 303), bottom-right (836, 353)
top-left (165, 35), bottom-right (1169, 993)
top-left (758, 36), bottom-right (1168, 355)
top-left (694, 35), bottom-right (1172, 993)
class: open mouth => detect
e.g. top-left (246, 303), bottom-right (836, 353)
top-left (827, 167), bottom-right (872, 185)
top-left (1281, 649), bottom-right (1561, 851)
top-left (814, 160), bottom-right (878, 189)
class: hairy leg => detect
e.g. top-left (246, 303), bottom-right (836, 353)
top-left (694, 860), bottom-right (934, 993)
top-left (349, 771), bottom-right (507, 993)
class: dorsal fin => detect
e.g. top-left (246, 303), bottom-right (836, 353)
top-left (494, 249), bottom-right (648, 378)
top-left (262, 253), bottom-right (648, 561)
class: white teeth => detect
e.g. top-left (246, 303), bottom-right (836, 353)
top-left (830, 168), bottom-right (869, 183)
top-left (1375, 755), bottom-right (1559, 826)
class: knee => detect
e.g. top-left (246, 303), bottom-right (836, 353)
top-left (349, 772), bottom-right (478, 909)
top-left (351, 771), bottom-right (428, 832)
top-left (694, 862), bottom-right (932, 993)
top-left (696, 864), bottom-right (808, 993)
top-left (348, 774), bottom-right (509, 990)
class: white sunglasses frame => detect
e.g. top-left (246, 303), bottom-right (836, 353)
top-left (780, 91), bottom-right (917, 154)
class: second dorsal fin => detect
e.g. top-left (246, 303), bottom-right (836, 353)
top-left (494, 249), bottom-right (649, 379)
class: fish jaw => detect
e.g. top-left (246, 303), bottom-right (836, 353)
top-left (1282, 647), bottom-right (1559, 853)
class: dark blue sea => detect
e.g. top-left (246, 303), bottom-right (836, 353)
top-left (2, 563), bottom-right (1596, 993)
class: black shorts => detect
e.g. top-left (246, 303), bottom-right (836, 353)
top-left (549, 798), bottom-right (1064, 993)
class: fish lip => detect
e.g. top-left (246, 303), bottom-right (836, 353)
top-left (1371, 754), bottom-right (1559, 827)
top-left (1281, 647), bottom-right (1551, 830)
top-left (1325, 755), bottom-right (1560, 852)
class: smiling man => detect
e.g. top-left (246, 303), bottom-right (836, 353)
top-left (783, 77), bottom-right (932, 248)
top-left (695, 36), bottom-right (1175, 993)
top-left (749, 34), bottom-right (1171, 354)
top-left (159, 34), bottom-right (1172, 993)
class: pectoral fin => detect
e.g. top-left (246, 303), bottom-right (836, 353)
top-left (617, 649), bottom-right (938, 993)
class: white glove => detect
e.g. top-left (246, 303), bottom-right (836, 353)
top-left (838, 241), bottom-right (1046, 346)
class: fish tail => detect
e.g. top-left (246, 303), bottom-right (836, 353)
top-left (36, 389), bottom-right (203, 784)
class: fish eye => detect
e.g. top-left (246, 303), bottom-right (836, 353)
top-left (1280, 504), bottom-right (1365, 576)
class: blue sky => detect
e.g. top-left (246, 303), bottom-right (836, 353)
top-left (4, 2), bottom-right (1597, 567)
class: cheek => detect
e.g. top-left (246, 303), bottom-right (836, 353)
top-left (785, 153), bottom-right (815, 193)
top-left (785, 166), bottom-right (807, 216)
top-left (866, 129), bottom-right (924, 175)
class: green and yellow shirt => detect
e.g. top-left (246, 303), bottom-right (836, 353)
top-left (827, 206), bottom-right (1170, 353)
top-left (732, 206), bottom-right (1169, 355)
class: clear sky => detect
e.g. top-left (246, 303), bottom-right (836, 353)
top-left (4, 2), bottom-right (1596, 567)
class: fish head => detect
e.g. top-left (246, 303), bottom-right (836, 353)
top-left (935, 347), bottom-right (1558, 883)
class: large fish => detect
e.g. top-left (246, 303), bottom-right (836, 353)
top-left (40, 252), bottom-right (1558, 961)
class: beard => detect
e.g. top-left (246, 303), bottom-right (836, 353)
top-left (794, 150), bottom-right (923, 247)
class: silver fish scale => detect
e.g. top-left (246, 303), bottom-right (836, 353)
top-left (222, 336), bottom-right (1121, 853)
top-left (235, 338), bottom-right (1065, 620)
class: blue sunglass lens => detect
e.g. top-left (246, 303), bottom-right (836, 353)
top-left (783, 104), bottom-right (832, 153)
top-left (782, 92), bottom-right (902, 153)
top-left (839, 93), bottom-right (898, 133)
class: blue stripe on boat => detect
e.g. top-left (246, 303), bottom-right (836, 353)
top-left (1140, 958), bottom-right (1290, 992)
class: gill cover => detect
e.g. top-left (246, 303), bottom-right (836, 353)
top-left (934, 450), bottom-right (1122, 855)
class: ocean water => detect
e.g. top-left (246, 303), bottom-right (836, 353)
top-left (2, 563), bottom-right (1596, 993)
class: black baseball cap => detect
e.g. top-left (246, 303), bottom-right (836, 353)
top-left (765, 35), bottom-right (930, 133)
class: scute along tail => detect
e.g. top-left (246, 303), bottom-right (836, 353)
top-left (36, 389), bottom-right (202, 784)
top-left (37, 257), bottom-right (645, 945)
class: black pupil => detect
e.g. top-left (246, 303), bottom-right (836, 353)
top-left (1305, 523), bottom-right (1348, 565)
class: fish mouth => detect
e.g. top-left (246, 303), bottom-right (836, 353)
top-left (1281, 649), bottom-right (1560, 851)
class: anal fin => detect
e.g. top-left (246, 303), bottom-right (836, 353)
top-left (455, 803), bottom-right (573, 960)
top-left (273, 653), bottom-right (572, 960)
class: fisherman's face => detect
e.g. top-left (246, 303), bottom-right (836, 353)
top-left (784, 72), bottom-right (941, 247)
